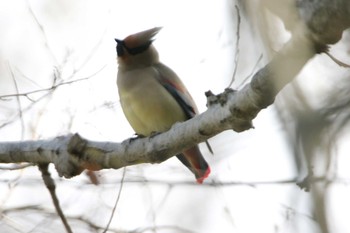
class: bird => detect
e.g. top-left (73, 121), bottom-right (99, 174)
top-left (115, 27), bottom-right (210, 183)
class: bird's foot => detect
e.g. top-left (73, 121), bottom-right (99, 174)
top-left (128, 133), bottom-right (145, 143)
top-left (149, 131), bottom-right (162, 138)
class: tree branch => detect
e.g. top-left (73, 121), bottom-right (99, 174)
top-left (38, 163), bottom-right (73, 233)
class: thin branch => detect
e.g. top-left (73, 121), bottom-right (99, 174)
top-left (228, 5), bottom-right (241, 88)
top-left (7, 63), bottom-right (25, 139)
top-left (101, 177), bottom-right (343, 188)
top-left (2, 204), bottom-right (197, 233)
top-left (0, 65), bottom-right (106, 101)
top-left (38, 163), bottom-right (73, 233)
top-left (0, 64), bottom-right (106, 131)
top-left (2, 206), bottom-right (121, 233)
top-left (0, 163), bottom-right (34, 170)
top-left (14, 66), bottom-right (43, 89)
top-left (324, 50), bottom-right (350, 68)
top-left (237, 54), bottom-right (263, 89)
top-left (103, 167), bottom-right (126, 233)
top-left (131, 225), bottom-right (196, 233)
top-left (1, 0), bottom-right (108, 131)
top-left (26, 0), bottom-right (58, 65)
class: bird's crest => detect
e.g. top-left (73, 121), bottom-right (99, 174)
top-left (123, 27), bottom-right (162, 49)
top-left (115, 27), bottom-right (162, 56)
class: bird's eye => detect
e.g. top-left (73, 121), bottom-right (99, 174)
top-left (116, 44), bottom-right (125, 56)
top-left (115, 39), bottom-right (126, 57)
top-left (126, 41), bottom-right (152, 55)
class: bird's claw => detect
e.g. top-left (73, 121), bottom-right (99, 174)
top-left (149, 131), bottom-right (161, 138)
top-left (127, 133), bottom-right (145, 143)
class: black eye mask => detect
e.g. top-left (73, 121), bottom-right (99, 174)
top-left (115, 39), bottom-right (152, 56)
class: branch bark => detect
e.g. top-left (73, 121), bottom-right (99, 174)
top-left (0, 0), bottom-right (349, 179)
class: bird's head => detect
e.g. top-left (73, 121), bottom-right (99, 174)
top-left (115, 27), bottom-right (161, 69)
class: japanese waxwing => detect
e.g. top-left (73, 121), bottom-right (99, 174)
top-left (115, 27), bottom-right (210, 183)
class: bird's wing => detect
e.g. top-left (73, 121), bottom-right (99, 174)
top-left (153, 63), bottom-right (198, 119)
top-left (154, 63), bottom-right (214, 154)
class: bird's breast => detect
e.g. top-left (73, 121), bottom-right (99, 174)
top-left (117, 67), bottom-right (187, 136)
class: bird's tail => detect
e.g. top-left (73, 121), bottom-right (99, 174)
top-left (176, 146), bottom-right (210, 184)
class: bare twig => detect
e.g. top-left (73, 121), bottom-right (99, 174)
top-left (228, 5), bottom-right (241, 88)
top-left (26, 0), bottom-right (58, 65)
top-left (2, 204), bottom-right (196, 233)
top-left (324, 51), bottom-right (350, 68)
top-left (2, 205), bottom-right (121, 233)
top-left (7, 63), bottom-right (25, 139)
top-left (131, 225), bottom-right (196, 233)
top-left (38, 163), bottom-right (73, 233)
top-left (14, 66), bottom-right (43, 89)
top-left (0, 163), bottom-right (34, 170)
top-left (0, 65), bottom-right (106, 131)
top-left (103, 168), bottom-right (126, 233)
top-left (236, 54), bottom-right (263, 89)
top-left (0, 65), bottom-right (106, 101)
top-left (0, 0), bottom-right (109, 133)
top-left (101, 177), bottom-right (316, 188)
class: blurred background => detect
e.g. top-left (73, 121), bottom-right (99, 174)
top-left (0, 0), bottom-right (350, 232)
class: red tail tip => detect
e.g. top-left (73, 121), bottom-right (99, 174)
top-left (196, 167), bottom-right (211, 184)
